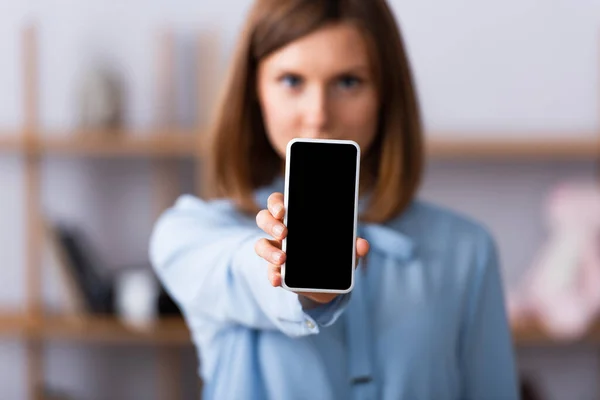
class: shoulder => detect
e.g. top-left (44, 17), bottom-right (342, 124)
top-left (387, 200), bottom-right (502, 305)
top-left (391, 198), bottom-right (497, 262)
top-left (160, 194), bottom-right (256, 227)
top-left (172, 194), bottom-right (237, 213)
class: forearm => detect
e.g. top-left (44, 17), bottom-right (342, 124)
top-left (149, 195), bottom-right (350, 336)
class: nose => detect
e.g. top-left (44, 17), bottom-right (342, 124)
top-left (301, 86), bottom-right (330, 137)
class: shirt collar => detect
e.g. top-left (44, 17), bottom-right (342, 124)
top-left (359, 222), bottom-right (415, 262)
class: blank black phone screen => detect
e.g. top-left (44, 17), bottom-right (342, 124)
top-left (284, 141), bottom-right (358, 291)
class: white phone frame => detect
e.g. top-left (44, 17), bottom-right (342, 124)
top-left (281, 137), bottom-right (361, 294)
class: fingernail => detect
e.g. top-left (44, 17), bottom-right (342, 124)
top-left (272, 204), bottom-right (283, 216)
top-left (273, 224), bottom-right (284, 237)
top-left (272, 252), bottom-right (283, 263)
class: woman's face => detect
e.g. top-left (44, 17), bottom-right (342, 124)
top-left (257, 22), bottom-right (380, 159)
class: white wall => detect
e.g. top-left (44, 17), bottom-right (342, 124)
top-left (397, 0), bottom-right (599, 135)
top-left (0, 0), bottom-right (599, 399)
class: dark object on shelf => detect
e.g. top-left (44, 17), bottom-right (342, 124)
top-left (42, 385), bottom-right (75, 400)
top-left (520, 375), bottom-right (544, 400)
top-left (49, 220), bottom-right (181, 319)
top-left (53, 223), bottom-right (115, 314)
top-left (76, 64), bottom-right (124, 130)
top-left (157, 286), bottom-right (182, 316)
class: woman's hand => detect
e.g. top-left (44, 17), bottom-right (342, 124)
top-left (254, 192), bottom-right (370, 305)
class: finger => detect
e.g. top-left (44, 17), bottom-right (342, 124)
top-left (268, 263), bottom-right (282, 287)
top-left (356, 238), bottom-right (370, 259)
top-left (267, 192), bottom-right (285, 220)
top-left (297, 292), bottom-right (337, 305)
top-left (254, 238), bottom-right (286, 265)
top-left (256, 209), bottom-right (287, 240)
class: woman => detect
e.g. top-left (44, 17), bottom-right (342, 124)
top-left (149, 0), bottom-right (519, 399)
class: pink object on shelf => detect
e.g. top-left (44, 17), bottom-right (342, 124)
top-left (509, 181), bottom-right (600, 339)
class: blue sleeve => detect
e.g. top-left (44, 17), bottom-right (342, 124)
top-left (149, 195), bottom-right (349, 337)
top-left (459, 233), bottom-right (520, 400)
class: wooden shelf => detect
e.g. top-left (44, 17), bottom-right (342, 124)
top-left (32, 130), bottom-right (202, 158)
top-left (0, 313), bottom-right (190, 344)
top-left (2, 130), bottom-right (600, 160)
top-left (0, 312), bottom-right (32, 336)
top-left (0, 129), bottom-right (202, 157)
top-left (0, 134), bottom-right (26, 153)
top-left (511, 317), bottom-right (600, 345)
top-left (426, 135), bottom-right (600, 160)
top-left (34, 315), bottom-right (192, 345)
top-left (2, 311), bottom-right (599, 346)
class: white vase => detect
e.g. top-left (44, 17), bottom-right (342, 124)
top-left (115, 269), bottom-right (159, 330)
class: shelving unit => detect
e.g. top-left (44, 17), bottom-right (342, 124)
top-left (3, 23), bottom-right (203, 400)
top-left (1, 22), bottom-right (599, 400)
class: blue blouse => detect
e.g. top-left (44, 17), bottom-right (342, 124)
top-left (149, 177), bottom-right (519, 400)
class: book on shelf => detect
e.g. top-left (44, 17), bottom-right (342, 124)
top-left (43, 220), bottom-right (114, 315)
top-left (43, 221), bottom-right (87, 316)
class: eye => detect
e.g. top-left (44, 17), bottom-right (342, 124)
top-left (337, 75), bottom-right (362, 90)
top-left (279, 74), bottom-right (303, 88)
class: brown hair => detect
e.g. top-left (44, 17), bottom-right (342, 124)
top-left (204, 0), bottom-right (423, 223)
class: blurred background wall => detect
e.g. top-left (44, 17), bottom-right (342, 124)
top-left (0, 0), bottom-right (599, 399)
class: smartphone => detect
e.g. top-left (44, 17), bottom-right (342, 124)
top-left (282, 138), bottom-right (360, 294)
